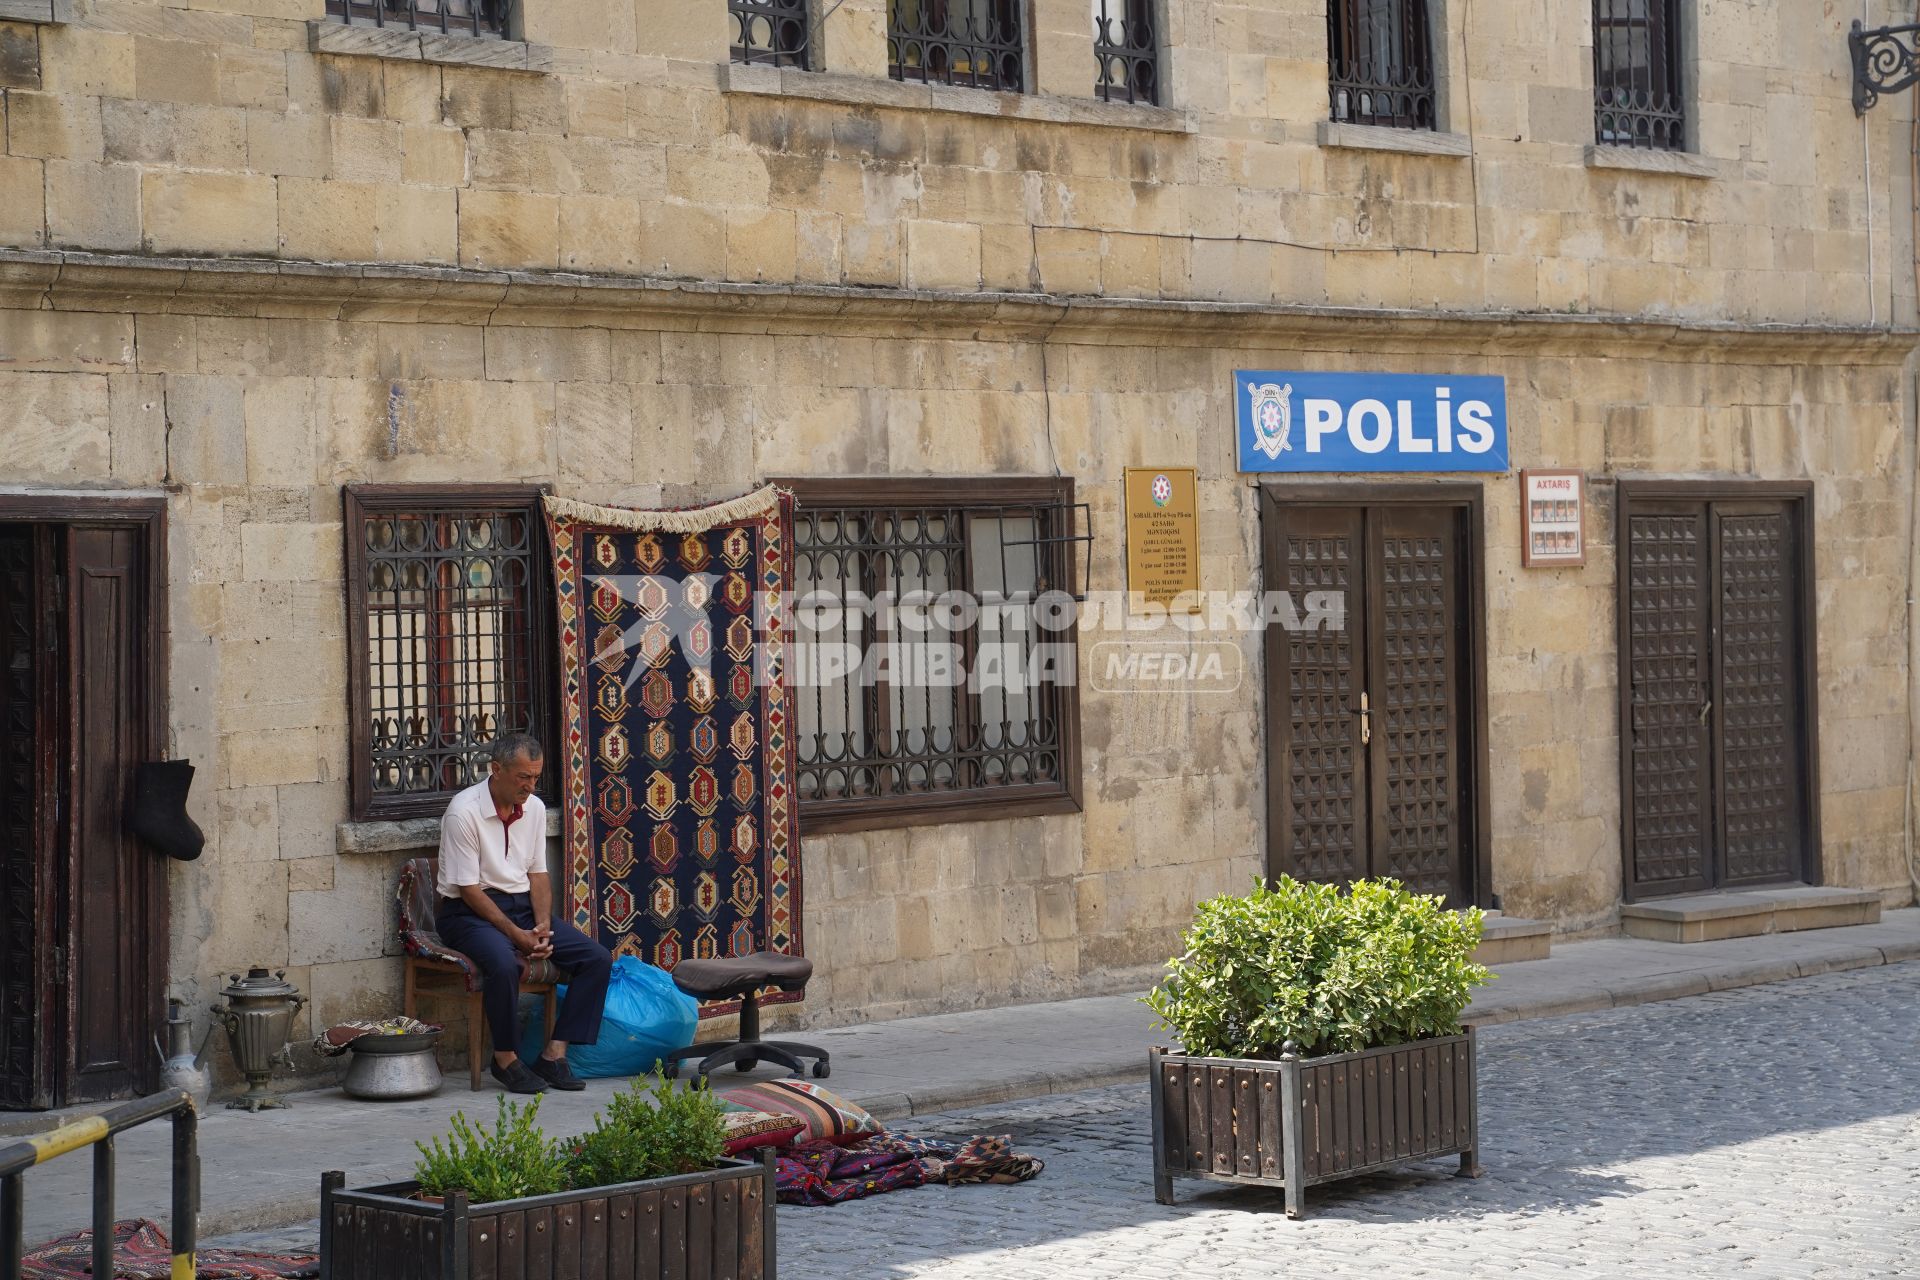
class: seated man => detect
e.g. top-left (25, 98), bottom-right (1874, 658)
top-left (436, 732), bottom-right (612, 1094)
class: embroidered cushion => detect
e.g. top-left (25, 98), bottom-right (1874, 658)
top-left (720, 1106), bottom-right (807, 1155)
top-left (717, 1079), bottom-right (881, 1146)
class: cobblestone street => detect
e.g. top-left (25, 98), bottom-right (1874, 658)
top-left (216, 965), bottom-right (1920, 1278)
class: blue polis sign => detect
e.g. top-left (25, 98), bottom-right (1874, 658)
top-left (1234, 371), bottom-right (1509, 473)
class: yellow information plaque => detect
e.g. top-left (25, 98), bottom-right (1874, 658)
top-left (1123, 467), bottom-right (1201, 611)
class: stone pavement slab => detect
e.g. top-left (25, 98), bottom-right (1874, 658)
top-left (14, 907), bottom-right (1920, 1246)
top-left (218, 963), bottom-right (1920, 1278)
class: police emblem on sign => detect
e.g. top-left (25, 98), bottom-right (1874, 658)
top-left (1151, 474), bottom-right (1173, 507)
top-left (1250, 382), bottom-right (1293, 460)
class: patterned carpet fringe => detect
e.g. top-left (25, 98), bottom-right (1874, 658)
top-left (23, 1218), bottom-right (318, 1279)
top-left (543, 487), bottom-right (786, 535)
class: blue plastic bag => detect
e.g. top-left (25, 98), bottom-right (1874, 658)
top-left (519, 955), bottom-right (698, 1078)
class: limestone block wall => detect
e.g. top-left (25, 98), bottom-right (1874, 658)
top-left (1, 282), bottom-right (1909, 1053)
top-left (0, 0), bottom-right (1911, 328)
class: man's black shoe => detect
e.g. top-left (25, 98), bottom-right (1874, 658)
top-left (491, 1058), bottom-right (548, 1094)
top-left (532, 1055), bottom-right (585, 1091)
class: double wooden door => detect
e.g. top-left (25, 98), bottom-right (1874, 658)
top-left (1260, 490), bottom-right (1486, 906)
top-left (0, 515), bottom-right (165, 1109)
top-left (1618, 485), bottom-right (1817, 898)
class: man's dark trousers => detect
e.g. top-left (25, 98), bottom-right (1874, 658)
top-left (437, 890), bottom-right (613, 1053)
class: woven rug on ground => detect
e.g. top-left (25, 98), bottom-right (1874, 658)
top-left (23, 1219), bottom-right (318, 1279)
top-left (545, 488), bottom-right (802, 1013)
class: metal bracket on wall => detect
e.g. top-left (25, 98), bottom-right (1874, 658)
top-left (1850, 20), bottom-right (1920, 115)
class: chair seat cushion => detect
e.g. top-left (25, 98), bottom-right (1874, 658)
top-left (671, 951), bottom-right (812, 997)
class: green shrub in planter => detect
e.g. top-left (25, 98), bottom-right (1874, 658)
top-left (413, 1095), bottom-right (568, 1204)
top-left (564, 1076), bottom-right (727, 1188)
top-left (1145, 876), bottom-right (1493, 1059)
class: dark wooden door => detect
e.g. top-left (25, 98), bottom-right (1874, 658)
top-left (0, 518), bottom-right (162, 1108)
top-left (1620, 493), bottom-right (1812, 897)
top-left (0, 527), bottom-right (58, 1110)
top-left (64, 525), bottom-right (160, 1101)
top-left (1264, 499), bottom-right (1478, 904)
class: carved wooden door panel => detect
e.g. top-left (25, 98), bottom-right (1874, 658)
top-left (1264, 501), bottom-right (1472, 905)
top-left (1712, 507), bottom-right (1805, 886)
top-left (1370, 507), bottom-right (1461, 901)
top-left (1623, 507), bottom-right (1715, 894)
top-left (1621, 494), bottom-right (1810, 897)
top-left (1266, 507), bottom-right (1368, 886)
top-left (63, 525), bottom-right (159, 1103)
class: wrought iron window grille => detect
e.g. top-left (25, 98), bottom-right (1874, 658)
top-left (1093, 0), bottom-right (1159, 105)
top-left (344, 486), bottom-right (554, 820)
top-left (1592, 0), bottom-right (1684, 151)
top-left (731, 0), bottom-right (812, 67)
top-left (1850, 21), bottom-right (1920, 115)
top-left (889, 0), bottom-right (1026, 92)
top-left (1327, 0), bottom-right (1437, 130)
top-left (324, 0), bottom-right (510, 37)
top-left (781, 480), bottom-right (1084, 830)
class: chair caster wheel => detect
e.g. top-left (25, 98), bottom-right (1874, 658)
top-left (735, 1059), bottom-right (758, 1072)
top-left (662, 1060), bottom-right (679, 1079)
top-left (811, 1060), bottom-right (830, 1079)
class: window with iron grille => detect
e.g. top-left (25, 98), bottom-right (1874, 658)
top-left (731, 0), bottom-right (811, 67)
top-left (1093, 0), bottom-right (1158, 105)
top-left (1327, 0), bottom-right (1436, 130)
top-left (344, 485), bottom-right (554, 820)
top-left (1593, 0), bottom-right (1683, 150)
top-left (324, 0), bottom-right (509, 37)
top-left (783, 478), bottom-right (1083, 834)
top-left (889, 0), bottom-right (1026, 92)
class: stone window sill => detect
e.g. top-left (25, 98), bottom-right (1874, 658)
top-left (306, 18), bottom-right (552, 73)
top-left (1317, 120), bottom-right (1472, 157)
top-left (1583, 144), bottom-right (1721, 179)
top-left (722, 63), bottom-right (1195, 135)
top-left (0, 0), bottom-right (70, 23)
top-left (338, 807), bottom-right (561, 855)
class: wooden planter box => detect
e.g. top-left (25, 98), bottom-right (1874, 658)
top-left (318, 1153), bottom-right (776, 1279)
top-left (1150, 1028), bottom-right (1482, 1219)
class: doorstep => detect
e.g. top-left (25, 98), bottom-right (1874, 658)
top-left (1473, 915), bottom-right (1552, 964)
top-left (1619, 885), bottom-right (1882, 943)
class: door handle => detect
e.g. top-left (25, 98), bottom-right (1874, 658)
top-left (1350, 691), bottom-right (1370, 745)
top-left (1698, 699), bottom-right (1712, 725)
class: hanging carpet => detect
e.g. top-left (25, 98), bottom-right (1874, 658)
top-left (545, 488), bottom-right (802, 1013)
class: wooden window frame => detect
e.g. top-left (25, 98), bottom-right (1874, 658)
top-left (343, 483), bottom-right (556, 822)
top-left (1327, 0), bottom-right (1439, 131)
top-left (776, 476), bottom-right (1084, 836)
top-left (1592, 0), bottom-right (1686, 152)
top-left (887, 0), bottom-right (1029, 93)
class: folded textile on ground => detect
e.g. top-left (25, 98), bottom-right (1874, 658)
top-left (774, 1139), bottom-right (929, 1205)
top-left (24, 1219), bottom-right (318, 1280)
top-left (773, 1131), bottom-right (1044, 1206)
top-left (868, 1133), bottom-right (1046, 1186)
top-left (310, 1016), bottom-right (440, 1057)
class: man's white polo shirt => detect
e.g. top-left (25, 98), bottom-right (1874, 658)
top-left (437, 779), bottom-right (547, 899)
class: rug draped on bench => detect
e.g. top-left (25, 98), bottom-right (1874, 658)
top-left (545, 488), bottom-right (803, 1012)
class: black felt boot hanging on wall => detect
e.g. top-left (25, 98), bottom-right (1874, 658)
top-left (130, 760), bottom-right (205, 862)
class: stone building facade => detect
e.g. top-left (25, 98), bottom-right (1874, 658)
top-left (0, 0), bottom-right (1915, 1102)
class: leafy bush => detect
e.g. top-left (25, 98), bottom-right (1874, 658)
top-left (413, 1096), bottom-right (568, 1204)
top-left (564, 1076), bottom-right (727, 1189)
top-left (1144, 876), bottom-right (1492, 1059)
